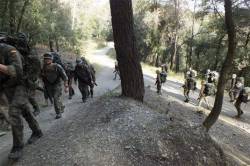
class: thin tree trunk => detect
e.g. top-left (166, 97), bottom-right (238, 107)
top-left (9, 0), bottom-right (16, 34)
top-left (203, 0), bottom-right (236, 131)
top-left (55, 36), bottom-right (59, 52)
top-left (175, 46), bottom-right (180, 72)
top-left (49, 37), bottom-right (54, 52)
top-left (16, 0), bottom-right (29, 33)
top-left (1, 0), bottom-right (8, 31)
top-left (171, 0), bottom-right (179, 71)
top-left (188, 0), bottom-right (197, 68)
top-left (213, 34), bottom-right (225, 70)
top-left (110, 0), bottom-right (145, 101)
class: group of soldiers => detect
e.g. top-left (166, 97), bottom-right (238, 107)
top-left (0, 32), bottom-right (96, 160)
top-left (182, 68), bottom-right (249, 118)
top-left (155, 65), bottom-right (249, 118)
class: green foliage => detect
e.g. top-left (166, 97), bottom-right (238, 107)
top-left (133, 0), bottom-right (250, 76)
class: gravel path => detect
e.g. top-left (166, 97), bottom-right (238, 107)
top-left (0, 46), bottom-right (120, 166)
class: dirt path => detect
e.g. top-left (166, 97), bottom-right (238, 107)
top-left (0, 46), bottom-right (120, 165)
top-left (1, 43), bottom-right (249, 165)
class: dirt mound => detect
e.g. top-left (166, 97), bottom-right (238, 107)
top-left (15, 94), bottom-right (227, 166)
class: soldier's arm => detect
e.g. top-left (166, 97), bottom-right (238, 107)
top-left (57, 64), bottom-right (68, 88)
top-left (0, 48), bottom-right (23, 78)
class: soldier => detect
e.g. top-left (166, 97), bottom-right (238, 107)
top-left (113, 61), bottom-right (120, 80)
top-left (16, 33), bottom-right (42, 116)
top-left (74, 58), bottom-right (93, 102)
top-left (89, 64), bottom-right (97, 98)
top-left (41, 53), bottom-right (68, 119)
top-left (64, 61), bottom-right (75, 100)
top-left (229, 75), bottom-right (244, 102)
top-left (234, 87), bottom-right (250, 118)
top-left (183, 68), bottom-right (197, 102)
top-left (155, 70), bottom-right (162, 95)
top-left (0, 36), bottom-right (42, 160)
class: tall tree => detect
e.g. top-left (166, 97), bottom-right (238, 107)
top-left (203, 0), bottom-right (236, 131)
top-left (8, 0), bottom-right (17, 34)
top-left (109, 0), bottom-right (145, 101)
top-left (16, 0), bottom-right (30, 32)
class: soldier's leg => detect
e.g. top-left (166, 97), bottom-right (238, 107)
top-left (79, 82), bottom-right (88, 102)
top-left (28, 89), bottom-right (40, 116)
top-left (234, 98), bottom-right (243, 118)
top-left (229, 90), bottom-right (234, 102)
top-left (90, 85), bottom-right (94, 98)
top-left (21, 102), bottom-right (43, 144)
top-left (68, 79), bottom-right (74, 99)
top-left (53, 85), bottom-right (63, 119)
top-left (0, 93), bottom-right (10, 124)
top-left (8, 104), bottom-right (24, 160)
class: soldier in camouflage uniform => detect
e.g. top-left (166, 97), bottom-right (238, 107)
top-left (0, 36), bottom-right (42, 160)
top-left (64, 61), bottom-right (75, 99)
top-left (16, 33), bottom-right (42, 116)
top-left (41, 53), bottom-right (68, 119)
top-left (74, 58), bottom-right (93, 102)
top-left (89, 64), bottom-right (97, 98)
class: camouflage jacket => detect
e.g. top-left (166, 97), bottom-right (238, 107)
top-left (0, 43), bottom-right (23, 90)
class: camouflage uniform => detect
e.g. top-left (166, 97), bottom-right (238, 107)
top-left (42, 54), bottom-right (68, 118)
top-left (89, 65), bottom-right (96, 98)
top-left (74, 59), bottom-right (92, 102)
top-left (0, 43), bottom-right (42, 160)
top-left (65, 62), bottom-right (75, 99)
top-left (23, 53), bottom-right (42, 115)
top-left (155, 71), bottom-right (162, 95)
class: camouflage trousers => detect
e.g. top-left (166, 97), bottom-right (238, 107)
top-left (6, 86), bottom-right (41, 149)
top-left (28, 89), bottom-right (40, 112)
top-left (78, 81), bottom-right (89, 102)
top-left (45, 83), bottom-right (64, 114)
top-left (0, 92), bottom-right (10, 129)
top-left (234, 96), bottom-right (244, 117)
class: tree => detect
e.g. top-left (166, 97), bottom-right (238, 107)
top-left (203, 0), bottom-right (236, 131)
top-left (109, 0), bottom-right (145, 101)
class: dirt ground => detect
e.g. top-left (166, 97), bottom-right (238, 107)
top-left (0, 44), bottom-right (249, 165)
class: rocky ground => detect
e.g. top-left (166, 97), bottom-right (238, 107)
top-left (1, 44), bottom-right (250, 165)
top-left (14, 89), bottom-right (229, 166)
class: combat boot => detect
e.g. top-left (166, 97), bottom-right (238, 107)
top-left (8, 147), bottom-right (23, 160)
top-left (55, 113), bottom-right (62, 119)
top-left (27, 130), bottom-right (43, 144)
top-left (33, 110), bottom-right (40, 117)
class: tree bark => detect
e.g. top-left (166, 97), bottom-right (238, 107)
top-left (16, 0), bottom-right (30, 33)
top-left (109, 0), bottom-right (145, 101)
top-left (8, 0), bottom-right (16, 34)
top-left (213, 34), bottom-right (225, 70)
top-left (187, 0), bottom-right (197, 69)
top-left (1, 0), bottom-right (9, 31)
top-left (203, 0), bottom-right (236, 131)
top-left (170, 0), bottom-right (179, 72)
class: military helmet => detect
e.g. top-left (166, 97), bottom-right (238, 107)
top-left (76, 58), bottom-right (82, 64)
top-left (16, 32), bottom-right (28, 42)
top-left (43, 53), bottom-right (53, 60)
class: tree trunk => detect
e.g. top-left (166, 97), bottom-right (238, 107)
top-left (213, 34), bottom-right (225, 70)
top-left (187, 0), bottom-right (197, 69)
top-left (175, 46), bottom-right (180, 72)
top-left (55, 36), bottom-right (59, 52)
top-left (203, 0), bottom-right (236, 131)
top-left (171, 0), bottom-right (179, 72)
top-left (16, 0), bottom-right (30, 33)
top-left (1, 0), bottom-right (9, 31)
top-left (109, 0), bottom-right (145, 101)
top-left (9, 0), bottom-right (16, 34)
top-left (49, 38), bottom-right (54, 52)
